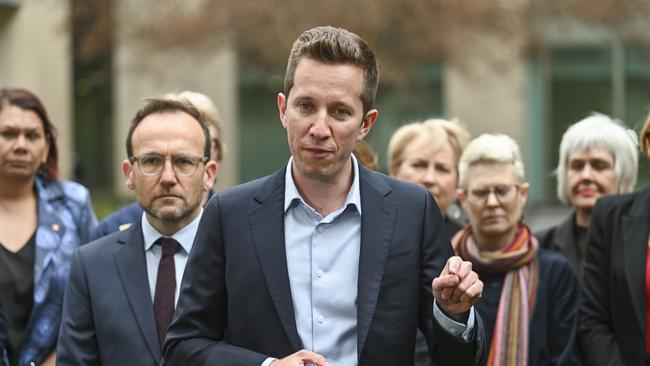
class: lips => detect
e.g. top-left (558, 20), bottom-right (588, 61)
top-left (577, 188), bottom-right (599, 197)
top-left (6, 160), bottom-right (32, 168)
top-left (155, 194), bottom-right (182, 201)
top-left (304, 146), bottom-right (333, 159)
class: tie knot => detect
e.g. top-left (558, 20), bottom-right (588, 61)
top-left (157, 237), bottom-right (180, 256)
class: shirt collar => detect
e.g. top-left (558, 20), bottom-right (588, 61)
top-left (141, 209), bottom-right (203, 253)
top-left (284, 154), bottom-right (362, 215)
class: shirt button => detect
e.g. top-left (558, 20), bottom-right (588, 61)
top-left (316, 270), bottom-right (323, 278)
top-left (318, 315), bottom-right (325, 324)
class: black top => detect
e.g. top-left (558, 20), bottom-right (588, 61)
top-left (574, 224), bottom-right (587, 277)
top-left (0, 233), bottom-right (36, 366)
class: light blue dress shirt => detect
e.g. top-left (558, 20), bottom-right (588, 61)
top-left (141, 210), bottom-right (202, 304)
top-left (262, 156), bottom-right (474, 366)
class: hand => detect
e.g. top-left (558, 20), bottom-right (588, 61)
top-left (270, 349), bottom-right (331, 366)
top-left (431, 256), bottom-right (483, 320)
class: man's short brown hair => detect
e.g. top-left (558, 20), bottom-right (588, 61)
top-left (283, 26), bottom-right (379, 115)
top-left (125, 98), bottom-right (211, 159)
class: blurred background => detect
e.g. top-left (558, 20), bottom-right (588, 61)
top-left (1, 0), bottom-right (650, 229)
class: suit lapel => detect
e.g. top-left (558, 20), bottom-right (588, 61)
top-left (248, 168), bottom-right (302, 350)
top-left (113, 224), bottom-right (162, 360)
top-left (356, 167), bottom-right (396, 355)
top-left (622, 190), bottom-right (650, 332)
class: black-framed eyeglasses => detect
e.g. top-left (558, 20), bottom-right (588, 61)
top-left (465, 184), bottom-right (520, 205)
top-left (130, 154), bottom-right (208, 177)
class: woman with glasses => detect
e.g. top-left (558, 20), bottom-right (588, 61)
top-left (388, 118), bottom-right (470, 236)
top-left (580, 111), bottom-right (650, 365)
top-left (454, 133), bottom-right (582, 365)
top-left (0, 88), bottom-right (96, 366)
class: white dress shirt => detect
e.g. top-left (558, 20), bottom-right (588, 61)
top-left (141, 210), bottom-right (202, 304)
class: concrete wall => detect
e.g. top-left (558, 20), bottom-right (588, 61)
top-left (445, 33), bottom-right (527, 149)
top-left (0, 0), bottom-right (73, 178)
top-left (113, 0), bottom-right (239, 198)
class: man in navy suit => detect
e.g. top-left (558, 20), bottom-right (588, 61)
top-left (57, 98), bottom-right (218, 365)
top-left (164, 26), bottom-right (484, 366)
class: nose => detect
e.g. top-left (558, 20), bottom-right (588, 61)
top-left (309, 111), bottom-right (331, 140)
top-left (423, 166), bottom-right (436, 186)
top-left (159, 159), bottom-right (177, 185)
top-left (580, 164), bottom-right (594, 180)
top-left (13, 134), bottom-right (27, 150)
top-left (485, 191), bottom-right (500, 207)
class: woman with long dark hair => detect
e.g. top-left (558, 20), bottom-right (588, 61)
top-left (0, 88), bottom-right (96, 366)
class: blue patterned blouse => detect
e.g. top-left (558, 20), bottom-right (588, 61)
top-left (16, 177), bottom-right (96, 366)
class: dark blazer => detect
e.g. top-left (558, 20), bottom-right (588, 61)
top-left (89, 202), bottom-right (143, 241)
top-left (536, 212), bottom-right (581, 273)
top-left (580, 187), bottom-right (650, 365)
top-left (164, 165), bottom-right (483, 366)
top-left (57, 223), bottom-right (162, 366)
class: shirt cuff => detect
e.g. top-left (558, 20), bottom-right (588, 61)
top-left (432, 300), bottom-right (475, 342)
top-left (262, 357), bottom-right (276, 366)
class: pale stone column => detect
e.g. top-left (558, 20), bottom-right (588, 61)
top-left (0, 0), bottom-right (73, 179)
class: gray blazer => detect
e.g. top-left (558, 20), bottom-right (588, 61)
top-left (57, 223), bottom-right (162, 366)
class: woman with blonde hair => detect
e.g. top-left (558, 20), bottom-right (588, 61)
top-left (389, 118), bottom-right (470, 236)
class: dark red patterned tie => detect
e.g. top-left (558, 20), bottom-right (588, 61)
top-left (153, 237), bottom-right (180, 348)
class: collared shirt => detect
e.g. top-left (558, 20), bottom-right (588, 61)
top-left (141, 210), bottom-right (202, 304)
top-left (283, 155), bottom-right (362, 365)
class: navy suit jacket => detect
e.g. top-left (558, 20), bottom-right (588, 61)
top-left (89, 202), bottom-right (143, 241)
top-left (57, 223), bottom-right (162, 366)
top-left (164, 164), bottom-right (482, 365)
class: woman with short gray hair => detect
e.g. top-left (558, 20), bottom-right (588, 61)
top-left (537, 113), bottom-right (638, 276)
top-left (580, 110), bottom-right (650, 365)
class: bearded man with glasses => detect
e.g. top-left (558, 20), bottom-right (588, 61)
top-left (57, 98), bottom-right (218, 366)
top-left (452, 133), bottom-right (583, 366)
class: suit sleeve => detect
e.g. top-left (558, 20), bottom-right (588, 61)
top-left (579, 200), bottom-right (626, 366)
top-left (56, 249), bottom-right (101, 365)
top-left (419, 191), bottom-right (484, 365)
top-left (163, 196), bottom-right (269, 365)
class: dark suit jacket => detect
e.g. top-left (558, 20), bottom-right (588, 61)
top-left (536, 211), bottom-right (582, 274)
top-left (164, 165), bottom-right (482, 365)
top-left (580, 188), bottom-right (650, 366)
top-left (0, 304), bottom-right (7, 366)
top-left (57, 223), bottom-right (162, 366)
